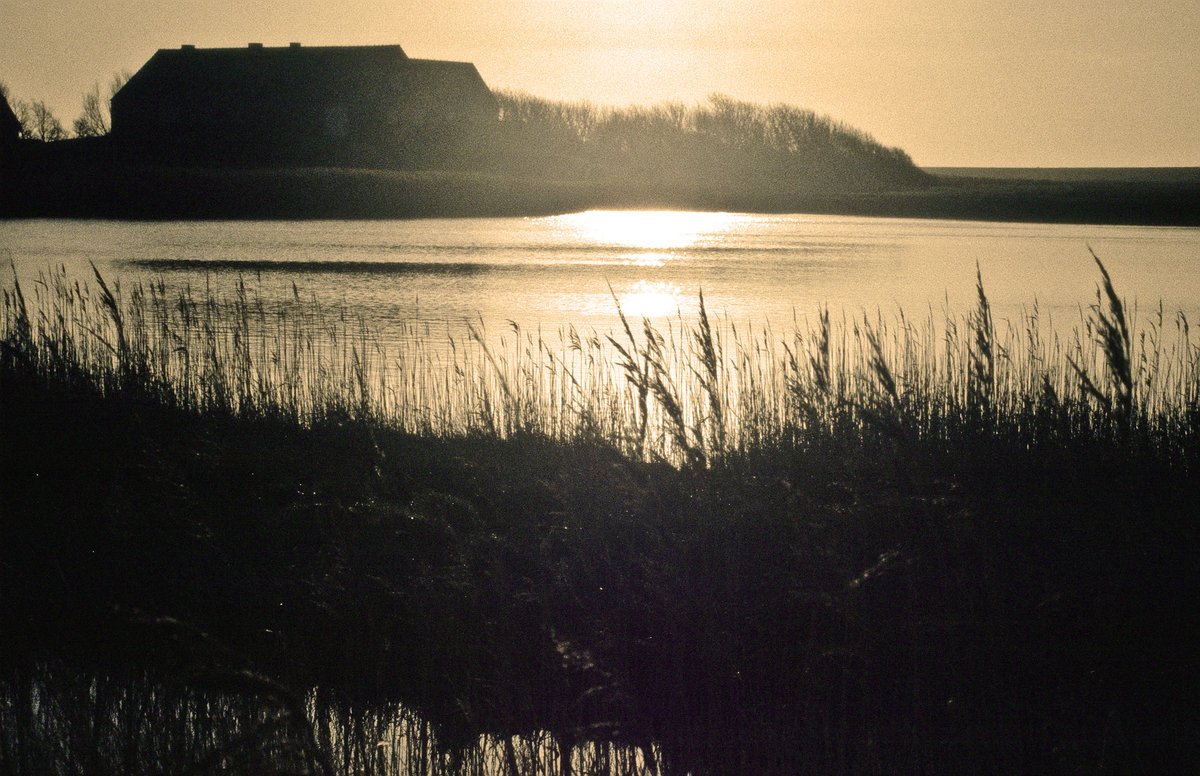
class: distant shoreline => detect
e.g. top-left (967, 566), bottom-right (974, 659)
top-left (924, 166), bottom-right (1200, 184)
top-left (3, 146), bottom-right (1198, 226)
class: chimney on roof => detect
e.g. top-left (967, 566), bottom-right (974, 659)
top-left (289, 42), bottom-right (301, 48)
top-left (181, 44), bottom-right (195, 50)
top-left (248, 42), bottom-right (263, 49)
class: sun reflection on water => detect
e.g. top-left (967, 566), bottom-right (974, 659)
top-left (546, 210), bottom-right (757, 320)
top-left (554, 210), bottom-right (748, 252)
top-left (620, 252), bottom-right (671, 267)
top-left (617, 280), bottom-right (684, 319)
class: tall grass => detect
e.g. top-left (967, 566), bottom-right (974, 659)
top-left (3, 257), bottom-right (1200, 775)
top-left (5, 259), bottom-right (1195, 467)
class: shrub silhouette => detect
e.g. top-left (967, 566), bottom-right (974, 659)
top-left (486, 91), bottom-right (928, 193)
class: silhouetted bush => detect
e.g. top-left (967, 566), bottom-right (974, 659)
top-left (485, 92), bottom-right (929, 193)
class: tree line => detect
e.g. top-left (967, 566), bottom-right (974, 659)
top-left (2, 76), bottom-right (928, 193)
top-left (484, 90), bottom-right (928, 192)
top-left (1, 73), bottom-right (130, 142)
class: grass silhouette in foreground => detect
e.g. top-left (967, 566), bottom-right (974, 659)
top-left (2, 256), bottom-right (1199, 775)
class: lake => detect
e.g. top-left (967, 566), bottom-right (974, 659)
top-left (3, 212), bottom-right (1199, 348)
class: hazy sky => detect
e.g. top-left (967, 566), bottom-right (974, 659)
top-left (3, 0), bottom-right (1197, 166)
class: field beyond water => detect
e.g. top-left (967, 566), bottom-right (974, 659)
top-left (2, 256), bottom-right (1199, 774)
top-left (4, 154), bottom-right (1199, 225)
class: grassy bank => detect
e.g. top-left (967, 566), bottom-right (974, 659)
top-left (3, 259), bottom-right (1199, 774)
top-left (5, 160), bottom-right (1198, 224)
top-left (5, 134), bottom-right (1199, 224)
top-left (0, 148), bottom-right (598, 219)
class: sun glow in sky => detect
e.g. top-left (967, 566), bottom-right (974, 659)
top-left (2, 0), bottom-right (1198, 166)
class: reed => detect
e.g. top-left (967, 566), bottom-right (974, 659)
top-left (8, 258), bottom-right (1195, 464)
top-left (3, 257), bottom-right (1199, 775)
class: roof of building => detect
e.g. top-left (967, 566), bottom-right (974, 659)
top-left (1, 92), bottom-right (21, 140)
top-left (113, 43), bottom-right (491, 105)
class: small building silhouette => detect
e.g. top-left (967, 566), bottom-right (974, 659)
top-left (111, 43), bottom-right (497, 168)
top-left (1, 92), bottom-right (21, 146)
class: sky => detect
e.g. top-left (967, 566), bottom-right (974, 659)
top-left (2, 0), bottom-right (1198, 167)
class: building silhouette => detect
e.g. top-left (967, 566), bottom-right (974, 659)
top-left (1, 92), bottom-right (21, 146)
top-left (111, 43), bottom-right (498, 168)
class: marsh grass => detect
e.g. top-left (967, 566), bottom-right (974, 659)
top-left (3, 258), bottom-right (1199, 775)
top-left (6, 257), bottom-right (1196, 463)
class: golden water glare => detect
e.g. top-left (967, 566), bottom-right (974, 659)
top-left (554, 209), bottom-right (747, 250)
top-left (551, 210), bottom-right (750, 318)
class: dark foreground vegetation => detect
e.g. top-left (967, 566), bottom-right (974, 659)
top-left (3, 257), bottom-right (1200, 775)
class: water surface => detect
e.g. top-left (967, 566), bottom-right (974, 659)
top-left (4, 212), bottom-right (1198, 343)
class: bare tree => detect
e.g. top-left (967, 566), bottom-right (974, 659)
top-left (10, 100), bottom-right (35, 140)
top-left (29, 100), bottom-right (67, 141)
top-left (74, 85), bottom-right (108, 137)
top-left (73, 71), bottom-right (131, 137)
top-left (2, 82), bottom-right (65, 141)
